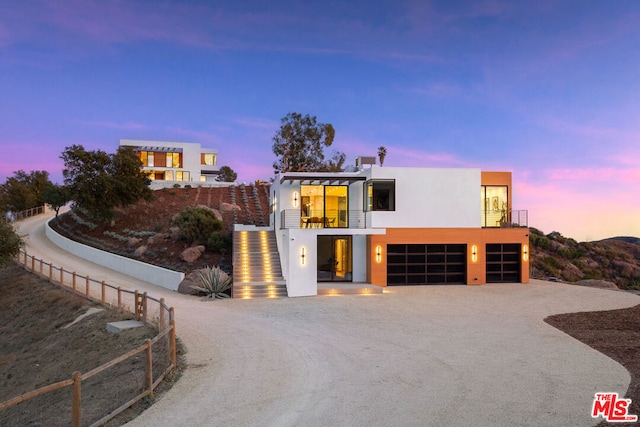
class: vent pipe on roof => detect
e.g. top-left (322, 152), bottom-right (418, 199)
top-left (355, 156), bottom-right (376, 170)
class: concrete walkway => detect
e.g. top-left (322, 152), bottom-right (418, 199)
top-left (15, 212), bottom-right (640, 426)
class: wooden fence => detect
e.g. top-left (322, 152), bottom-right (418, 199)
top-left (2, 205), bottom-right (46, 223)
top-left (0, 250), bottom-right (177, 427)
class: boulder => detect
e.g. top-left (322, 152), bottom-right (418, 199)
top-left (178, 269), bottom-right (205, 295)
top-left (180, 246), bottom-right (203, 263)
top-left (134, 245), bottom-right (147, 257)
top-left (128, 237), bottom-right (142, 247)
top-left (220, 203), bottom-right (241, 212)
top-left (169, 226), bottom-right (181, 240)
top-left (147, 233), bottom-right (167, 245)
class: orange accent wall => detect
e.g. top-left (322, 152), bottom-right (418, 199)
top-left (367, 227), bottom-right (530, 286)
top-left (482, 171), bottom-right (512, 211)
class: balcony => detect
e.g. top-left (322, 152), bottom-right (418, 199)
top-left (483, 209), bottom-right (528, 228)
top-left (280, 209), bottom-right (366, 229)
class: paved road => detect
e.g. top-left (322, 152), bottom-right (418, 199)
top-left (15, 212), bottom-right (640, 426)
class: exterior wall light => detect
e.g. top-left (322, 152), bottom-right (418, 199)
top-left (471, 245), bottom-right (478, 263)
top-left (522, 244), bottom-right (529, 262)
top-left (292, 191), bottom-right (299, 208)
top-left (301, 247), bottom-right (306, 265)
top-left (375, 245), bottom-right (382, 263)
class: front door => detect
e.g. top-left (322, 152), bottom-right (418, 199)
top-left (317, 236), bottom-right (352, 282)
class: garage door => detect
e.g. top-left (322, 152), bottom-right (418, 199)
top-left (486, 243), bottom-right (521, 283)
top-left (387, 244), bottom-right (466, 285)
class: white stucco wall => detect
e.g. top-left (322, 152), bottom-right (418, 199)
top-left (366, 166), bottom-right (481, 228)
top-left (46, 218), bottom-right (184, 290)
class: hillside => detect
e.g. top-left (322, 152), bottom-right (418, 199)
top-left (50, 184), bottom-right (640, 290)
top-left (530, 228), bottom-right (640, 290)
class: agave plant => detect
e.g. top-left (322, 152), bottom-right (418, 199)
top-left (192, 266), bottom-right (233, 299)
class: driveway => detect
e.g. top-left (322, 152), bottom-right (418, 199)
top-left (16, 212), bottom-right (640, 426)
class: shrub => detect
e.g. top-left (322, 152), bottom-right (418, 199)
top-left (206, 231), bottom-right (230, 252)
top-left (192, 266), bottom-right (232, 299)
top-left (173, 207), bottom-right (223, 243)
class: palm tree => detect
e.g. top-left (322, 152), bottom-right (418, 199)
top-left (377, 146), bottom-right (387, 166)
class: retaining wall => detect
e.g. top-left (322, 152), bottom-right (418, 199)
top-left (45, 218), bottom-right (184, 290)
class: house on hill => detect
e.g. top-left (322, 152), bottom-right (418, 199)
top-left (233, 157), bottom-right (530, 297)
top-left (119, 140), bottom-right (220, 185)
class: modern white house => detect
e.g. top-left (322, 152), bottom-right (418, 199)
top-left (119, 140), bottom-right (220, 184)
top-left (233, 158), bottom-right (529, 298)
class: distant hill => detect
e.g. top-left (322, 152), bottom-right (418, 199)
top-left (530, 228), bottom-right (640, 290)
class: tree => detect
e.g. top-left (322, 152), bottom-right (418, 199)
top-left (0, 222), bottom-right (23, 266)
top-left (377, 146), bottom-right (387, 166)
top-left (0, 170), bottom-right (52, 212)
top-left (61, 145), bottom-right (153, 223)
top-left (41, 183), bottom-right (70, 217)
top-left (216, 166), bottom-right (237, 182)
top-left (272, 112), bottom-right (344, 173)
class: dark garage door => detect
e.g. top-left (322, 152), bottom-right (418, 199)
top-left (486, 243), bottom-right (521, 283)
top-left (387, 244), bottom-right (466, 285)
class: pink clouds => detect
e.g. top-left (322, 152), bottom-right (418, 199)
top-left (515, 168), bottom-right (640, 241)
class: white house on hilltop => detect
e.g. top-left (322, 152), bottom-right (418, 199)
top-left (119, 139), bottom-right (220, 185)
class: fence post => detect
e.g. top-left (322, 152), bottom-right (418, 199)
top-left (170, 308), bottom-right (177, 367)
top-left (145, 339), bottom-right (153, 395)
top-left (31, 255), bottom-right (35, 272)
top-left (101, 281), bottom-right (106, 305)
top-left (72, 272), bottom-right (77, 294)
top-left (85, 276), bottom-right (90, 298)
top-left (23, 252), bottom-right (28, 267)
top-left (118, 287), bottom-right (122, 309)
top-left (72, 371), bottom-right (82, 427)
top-left (143, 292), bottom-right (148, 323)
top-left (160, 298), bottom-right (165, 329)
top-left (49, 264), bottom-right (53, 282)
top-left (60, 268), bottom-right (64, 287)
top-left (135, 291), bottom-right (141, 321)
top-left (40, 258), bottom-right (43, 275)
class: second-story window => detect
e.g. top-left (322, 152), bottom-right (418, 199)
top-left (365, 180), bottom-right (395, 211)
top-left (202, 153), bottom-right (216, 166)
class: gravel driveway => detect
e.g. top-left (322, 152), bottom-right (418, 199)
top-left (16, 213), bottom-right (640, 426)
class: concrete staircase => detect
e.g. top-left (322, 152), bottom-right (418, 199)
top-left (232, 229), bottom-right (287, 298)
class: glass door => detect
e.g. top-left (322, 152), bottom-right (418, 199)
top-left (317, 236), bottom-right (352, 282)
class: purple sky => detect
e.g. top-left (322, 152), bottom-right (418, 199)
top-left (1, 1), bottom-right (639, 241)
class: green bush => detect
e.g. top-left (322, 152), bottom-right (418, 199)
top-left (206, 231), bottom-right (230, 252)
top-left (173, 207), bottom-right (223, 243)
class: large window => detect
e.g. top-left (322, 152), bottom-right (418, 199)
top-left (365, 180), bottom-right (395, 211)
top-left (300, 185), bottom-right (348, 228)
top-left (481, 186), bottom-right (508, 227)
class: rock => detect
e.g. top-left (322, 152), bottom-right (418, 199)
top-left (196, 245), bottom-right (205, 254)
top-left (180, 246), bottom-right (203, 263)
top-left (134, 245), bottom-right (147, 257)
top-left (147, 233), bottom-right (167, 245)
top-left (178, 270), bottom-right (204, 295)
top-left (574, 279), bottom-right (619, 290)
top-left (220, 203), bottom-right (241, 212)
top-left (169, 226), bottom-right (181, 240)
top-left (128, 237), bottom-right (141, 247)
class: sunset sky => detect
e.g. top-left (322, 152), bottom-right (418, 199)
top-left (1, 1), bottom-right (638, 241)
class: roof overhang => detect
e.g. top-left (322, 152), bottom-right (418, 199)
top-left (279, 174), bottom-right (365, 185)
top-left (129, 146), bottom-right (183, 153)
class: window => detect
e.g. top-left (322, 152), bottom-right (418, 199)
top-left (481, 186), bottom-right (508, 227)
top-left (139, 151), bottom-right (148, 166)
top-left (176, 171), bottom-right (190, 182)
top-left (202, 153), bottom-right (216, 166)
top-left (147, 152), bottom-right (155, 167)
top-left (365, 180), bottom-right (395, 211)
top-left (167, 152), bottom-right (181, 168)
